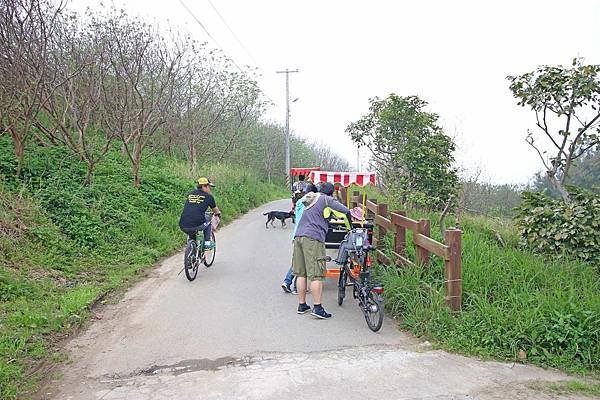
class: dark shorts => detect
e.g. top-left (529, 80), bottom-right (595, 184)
top-left (180, 221), bottom-right (211, 241)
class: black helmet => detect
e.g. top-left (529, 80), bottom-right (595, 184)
top-left (320, 182), bottom-right (335, 196)
top-left (304, 183), bottom-right (318, 193)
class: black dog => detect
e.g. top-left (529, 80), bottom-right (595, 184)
top-left (264, 211), bottom-right (295, 229)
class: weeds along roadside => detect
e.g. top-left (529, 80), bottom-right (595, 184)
top-left (0, 137), bottom-right (287, 399)
top-left (371, 195), bottom-right (600, 376)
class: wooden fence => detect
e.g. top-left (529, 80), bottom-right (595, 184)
top-left (339, 188), bottom-right (462, 311)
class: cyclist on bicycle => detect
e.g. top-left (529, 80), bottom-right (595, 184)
top-left (179, 177), bottom-right (221, 249)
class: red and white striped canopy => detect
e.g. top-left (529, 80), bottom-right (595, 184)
top-left (308, 171), bottom-right (376, 187)
top-left (290, 167), bottom-right (320, 177)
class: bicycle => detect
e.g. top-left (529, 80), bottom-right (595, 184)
top-left (336, 227), bottom-right (385, 332)
top-left (183, 218), bottom-right (217, 282)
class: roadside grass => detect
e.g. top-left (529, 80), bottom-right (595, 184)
top-left (530, 380), bottom-right (600, 397)
top-left (0, 137), bottom-right (286, 399)
top-left (369, 195), bottom-right (600, 375)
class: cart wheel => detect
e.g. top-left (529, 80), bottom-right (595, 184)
top-left (337, 268), bottom-right (347, 306)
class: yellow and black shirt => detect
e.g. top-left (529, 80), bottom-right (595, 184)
top-left (179, 189), bottom-right (216, 229)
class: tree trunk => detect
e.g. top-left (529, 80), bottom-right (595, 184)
top-left (547, 171), bottom-right (571, 203)
top-left (166, 136), bottom-right (173, 157)
top-left (218, 127), bottom-right (242, 162)
top-left (188, 141), bottom-right (197, 172)
top-left (132, 140), bottom-right (143, 187)
top-left (12, 131), bottom-right (25, 178)
top-left (84, 161), bottom-right (95, 186)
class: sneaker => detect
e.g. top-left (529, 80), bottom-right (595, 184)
top-left (291, 286), bottom-right (298, 295)
top-left (281, 282), bottom-right (292, 293)
top-left (204, 241), bottom-right (215, 249)
top-left (297, 303), bottom-right (311, 314)
top-left (311, 305), bottom-right (332, 319)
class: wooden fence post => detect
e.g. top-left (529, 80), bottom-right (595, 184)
top-left (366, 197), bottom-right (376, 220)
top-left (393, 211), bottom-right (407, 257)
top-left (415, 219), bottom-right (431, 266)
top-left (444, 228), bottom-right (462, 312)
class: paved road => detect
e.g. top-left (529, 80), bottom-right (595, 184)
top-left (44, 200), bottom-right (578, 400)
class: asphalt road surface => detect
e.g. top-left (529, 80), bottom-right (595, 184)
top-left (44, 199), bottom-right (579, 400)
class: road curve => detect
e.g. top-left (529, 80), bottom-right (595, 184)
top-left (44, 199), bottom-right (575, 400)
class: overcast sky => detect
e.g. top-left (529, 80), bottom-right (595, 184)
top-left (74, 0), bottom-right (600, 184)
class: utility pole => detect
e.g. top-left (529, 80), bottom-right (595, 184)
top-left (276, 68), bottom-right (299, 189)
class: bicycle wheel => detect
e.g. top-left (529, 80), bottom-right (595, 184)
top-left (203, 231), bottom-right (216, 267)
top-left (364, 292), bottom-right (384, 332)
top-left (184, 240), bottom-right (199, 281)
top-left (337, 268), bottom-right (347, 306)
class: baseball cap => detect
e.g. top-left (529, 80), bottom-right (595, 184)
top-left (197, 177), bottom-right (215, 187)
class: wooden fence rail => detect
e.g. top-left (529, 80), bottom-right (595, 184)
top-left (340, 188), bottom-right (462, 311)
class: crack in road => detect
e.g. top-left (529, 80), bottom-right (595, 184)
top-left (105, 343), bottom-right (418, 381)
top-left (137, 356), bottom-right (255, 377)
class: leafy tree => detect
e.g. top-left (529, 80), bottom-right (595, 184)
top-left (217, 72), bottom-right (266, 161)
top-left (346, 94), bottom-right (458, 209)
top-left (532, 146), bottom-right (599, 196)
top-left (508, 59), bottom-right (600, 203)
top-left (240, 122), bottom-right (284, 183)
top-left (569, 147), bottom-right (600, 192)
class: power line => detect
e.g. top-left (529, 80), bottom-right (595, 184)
top-left (202, 0), bottom-right (276, 105)
top-left (176, 0), bottom-right (244, 73)
top-left (177, 0), bottom-right (276, 106)
top-left (205, 0), bottom-right (257, 65)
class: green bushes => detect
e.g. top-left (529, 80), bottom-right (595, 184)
top-left (0, 137), bottom-right (285, 399)
top-left (515, 189), bottom-right (600, 264)
top-left (347, 94), bottom-right (458, 209)
top-left (378, 212), bottom-right (600, 374)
